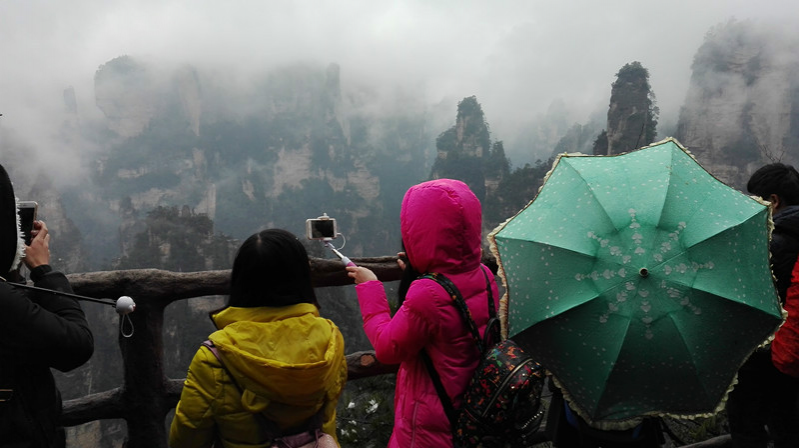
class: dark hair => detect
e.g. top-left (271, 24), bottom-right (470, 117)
top-left (228, 228), bottom-right (317, 308)
top-left (747, 163), bottom-right (799, 206)
top-left (397, 241), bottom-right (420, 308)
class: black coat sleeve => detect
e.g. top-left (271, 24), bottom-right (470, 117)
top-left (770, 233), bottom-right (799, 303)
top-left (0, 266), bottom-right (94, 372)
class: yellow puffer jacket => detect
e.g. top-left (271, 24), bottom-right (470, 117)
top-left (169, 303), bottom-right (347, 448)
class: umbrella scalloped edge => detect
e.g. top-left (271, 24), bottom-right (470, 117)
top-left (744, 179), bottom-right (787, 352)
top-left (487, 140), bottom-right (573, 339)
top-left (487, 225), bottom-right (510, 340)
top-left (548, 370), bottom-right (736, 431)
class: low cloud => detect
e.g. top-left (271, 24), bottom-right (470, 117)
top-left (2, 0), bottom-right (798, 174)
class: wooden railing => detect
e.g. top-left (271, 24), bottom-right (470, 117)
top-left (60, 256), bottom-right (406, 448)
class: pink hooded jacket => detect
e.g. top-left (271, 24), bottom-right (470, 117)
top-left (355, 179), bottom-right (499, 448)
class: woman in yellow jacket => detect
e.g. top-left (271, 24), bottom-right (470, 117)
top-left (169, 229), bottom-right (347, 448)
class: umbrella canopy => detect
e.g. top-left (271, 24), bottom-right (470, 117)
top-left (489, 138), bottom-right (784, 429)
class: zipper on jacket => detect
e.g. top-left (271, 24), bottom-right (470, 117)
top-left (481, 357), bottom-right (534, 418)
top-left (410, 401), bottom-right (419, 448)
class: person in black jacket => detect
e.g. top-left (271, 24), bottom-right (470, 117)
top-left (0, 164), bottom-right (94, 447)
top-left (726, 163), bottom-right (799, 448)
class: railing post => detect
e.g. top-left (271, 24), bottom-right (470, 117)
top-left (119, 298), bottom-right (170, 448)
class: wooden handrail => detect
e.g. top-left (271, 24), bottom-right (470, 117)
top-left (66, 256), bottom-right (405, 301)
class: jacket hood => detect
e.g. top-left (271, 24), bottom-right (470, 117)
top-left (400, 179), bottom-right (482, 274)
top-left (208, 303), bottom-right (345, 415)
top-left (0, 164), bottom-right (25, 275)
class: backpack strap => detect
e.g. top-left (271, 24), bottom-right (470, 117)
top-left (417, 266), bottom-right (496, 431)
top-left (201, 340), bottom-right (324, 440)
top-left (479, 267), bottom-right (501, 349)
top-left (419, 267), bottom-right (494, 353)
top-left (419, 349), bottom-right (457, 431)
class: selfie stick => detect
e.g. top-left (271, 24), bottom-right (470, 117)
top-left (324, 240), bottom-right (356, 267)
top-left (3, 282), bottom-right (136, 315)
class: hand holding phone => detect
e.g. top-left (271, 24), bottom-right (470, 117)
top-left (397, 252), bottom-right (408, 271)
top-left (21, 219), bottom-right (50, 269)
top-left (18, 201), bottom-right (38, 246)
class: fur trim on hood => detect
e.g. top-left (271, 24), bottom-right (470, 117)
top-left (0, 164), bottom-right (26, 275)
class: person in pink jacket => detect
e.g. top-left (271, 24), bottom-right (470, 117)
top-left (347, 178), bottom-right (499, 448)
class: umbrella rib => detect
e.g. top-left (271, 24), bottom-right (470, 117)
top-left (496, 235), bottom-right (597, 258)
top-left (662, 298), bottom-right (776, 411)
top-left (559, 158), bottom-right (622, 236)
top-left (651, 268), bottom-right (776, 312)
top-left (648, 208), bottom-right (766, 283)
top-left (656, 148), bottom-right (765, 256)
top-left (497, 236), bottom-right (606, 322)
top-left (668, 314), bottom-right (712, 404)
top-left (653, 148), bottom-right (706, 242)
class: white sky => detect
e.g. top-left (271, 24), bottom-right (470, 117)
top-left (1, 0), bottom-right (798, 166)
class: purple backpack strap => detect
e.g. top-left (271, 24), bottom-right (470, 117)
top-left (202, 340), bottom-right (219, 358)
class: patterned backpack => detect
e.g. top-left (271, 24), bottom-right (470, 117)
top-left (420, 269), bottom-right (546, 447)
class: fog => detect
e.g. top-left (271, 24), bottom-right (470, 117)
top-left (2, 0), bottom-right (798, 173)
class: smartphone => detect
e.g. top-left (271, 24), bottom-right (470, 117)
top-left (306, 217), bottom-right (337, 240)
top-left (18, 201), bottom-right (38, 246)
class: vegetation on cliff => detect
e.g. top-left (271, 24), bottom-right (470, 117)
top-left (593, 61), bottom-right (659, 155)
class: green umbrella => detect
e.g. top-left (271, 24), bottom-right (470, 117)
top-left (489, 138), bottom-right (784, 429)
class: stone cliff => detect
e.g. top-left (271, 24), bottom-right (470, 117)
top-left (604, 62), bottom-right (658, 155)
top-left (84, 58), bottom-right (431, 268)
top-left (677, 20), bottom-right (799, 189)
top-left (593, 61), bottom-right (658, 157)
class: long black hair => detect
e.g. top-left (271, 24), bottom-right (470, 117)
top-left (397, 241), bottom-right (420, 308)
top-left (228, 228), bottom-right (317, 308)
